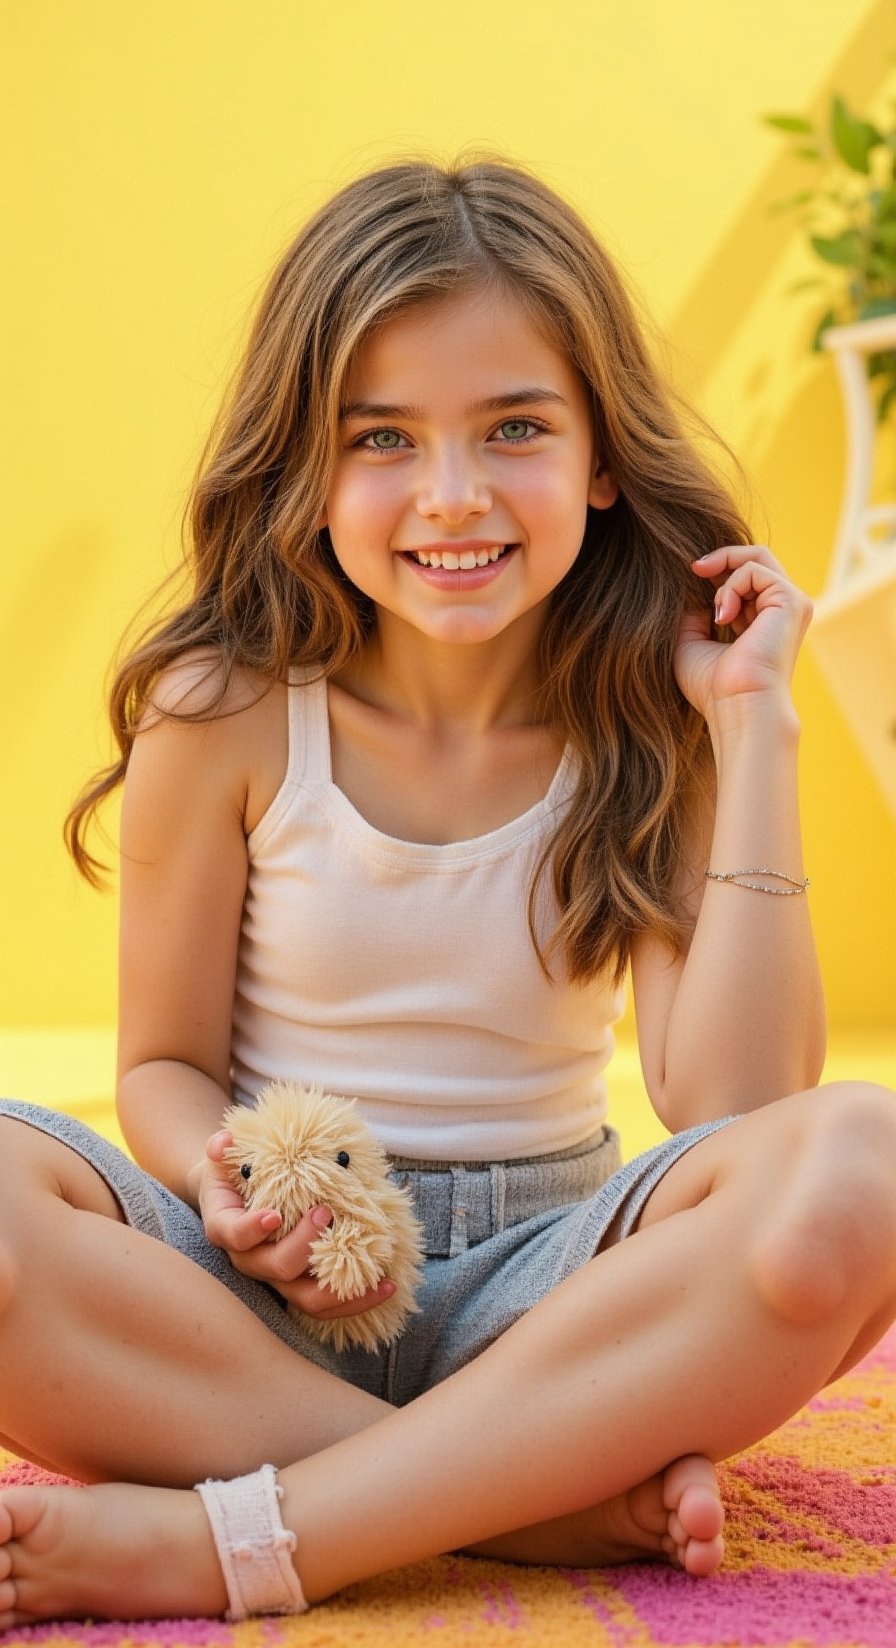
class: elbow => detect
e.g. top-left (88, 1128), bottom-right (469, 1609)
top-left (651, 1039), bottom-right (829, 1133)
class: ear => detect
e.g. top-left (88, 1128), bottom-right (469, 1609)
top-left (588, 462), bottom-right (618, 511)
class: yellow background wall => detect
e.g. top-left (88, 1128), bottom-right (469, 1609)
top-left (2, 0), bottom-right (895, 1032)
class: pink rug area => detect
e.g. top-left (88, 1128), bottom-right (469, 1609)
top-left (1, 1325), bottom-right (894, 1646)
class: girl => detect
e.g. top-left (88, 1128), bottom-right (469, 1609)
top-left (0, 158), bottom-right (894, 1629)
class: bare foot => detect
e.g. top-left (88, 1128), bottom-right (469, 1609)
top-left (603, 1455), bottom-right (725, 1575)
top-left (0, 1454), bottom-right (724, 1626)
top-left (0, 1482), bottom-right (227, 1628)
top-left (467, 1454), bottom-right (725, 1575)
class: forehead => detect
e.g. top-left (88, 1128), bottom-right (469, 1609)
top-left (342, 287), bottom-right (587, 410)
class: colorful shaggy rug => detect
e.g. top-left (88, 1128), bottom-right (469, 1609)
top-left (1, 1325), bottom-right (894, 1648)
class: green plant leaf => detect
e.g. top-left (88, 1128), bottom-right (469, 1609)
top-left (859, 298), bottom-right (896, 321)
top-left (794, 144), bottom-right (824, 161)
top-left (810, 229), bottom-right (863, 266)
top-left (876, 377), bottom-right (896, 423)
top-left (866, 351), bottom-right (896, 385)
top-left (811, 307), bottom-right (839, 350)
top-left (764, 112), bottom-right (815, 134)
top-left (831, 95), bottom-right (883, 173)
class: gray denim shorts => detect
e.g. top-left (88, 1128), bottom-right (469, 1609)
top-left (0, 1099), bottom-right (734, 1406)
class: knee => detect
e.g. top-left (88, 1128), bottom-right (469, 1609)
top-left (749, 1083), bottom-right (896, 1326)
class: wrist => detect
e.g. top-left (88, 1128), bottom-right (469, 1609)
top-left (706, 690), bottom-right (800, 757)
top-left (184, 1155), bottom-right (210, 1212)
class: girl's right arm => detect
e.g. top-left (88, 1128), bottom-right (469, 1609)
top-left (114, 660), bottom-right (394, 1323)
top-left (115, 660), bottom-right (254, 1206)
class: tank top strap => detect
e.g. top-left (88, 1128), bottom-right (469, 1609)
top-left (286, 667), bottom-right (331, 784)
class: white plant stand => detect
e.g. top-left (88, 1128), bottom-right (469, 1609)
top-left (811, 313), bottom-right (896, 819)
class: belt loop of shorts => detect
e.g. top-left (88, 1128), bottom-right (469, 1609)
top-left (489, 1162), bottom-right (506, 1236)
top-left (448, 1167), bottom-right (469, 1258)
top-left (389, 1129), bottom-right (622, 1259)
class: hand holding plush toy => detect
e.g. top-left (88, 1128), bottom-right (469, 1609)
top-left (223, 1082), bottom-right (424, 1353)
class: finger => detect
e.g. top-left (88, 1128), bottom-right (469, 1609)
top-left (229, 1205), bottom-right (334, 1282)
top-left (201, 1141), bottom-right (284, 1248)
top-left (713, 561), bottom-right (808, 628)
top-left (692, 543), bottom-right (787, 582)
top-left (210, 1204), bottom-right (283, 1256)
top-left (206, 1129), bottom-right (234, 1163)
top-left (284, 1275), bottom-right (398, 1320)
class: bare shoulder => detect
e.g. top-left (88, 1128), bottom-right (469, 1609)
top-left (131, 650), bottom-right (289, 835)
top-left (141, 648), bottom-right (272, 723)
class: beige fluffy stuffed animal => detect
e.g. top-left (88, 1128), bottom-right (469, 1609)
top-left (222, 1081), bottom-right (424, 1353)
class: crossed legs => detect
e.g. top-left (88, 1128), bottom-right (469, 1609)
top-left (1, 1081), bottom-right (895, 1626)
top-left (0, 1115), bottom-right (391, 1484)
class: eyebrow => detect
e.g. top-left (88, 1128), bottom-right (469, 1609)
top-left (338, 387), bottom-right (570, 422)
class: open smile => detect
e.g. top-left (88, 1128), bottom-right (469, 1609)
top-left (398, 544), bottom-right (519, 589)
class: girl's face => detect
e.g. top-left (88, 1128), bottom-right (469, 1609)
top-left (323, 286), bottom-right (617, 650)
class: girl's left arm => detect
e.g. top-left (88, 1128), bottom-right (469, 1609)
top-left (630, 544), bottom-right (826, 1131)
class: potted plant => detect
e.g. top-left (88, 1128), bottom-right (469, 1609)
top-left (764, 95), bottom-right (896, 822)
top-left (764, 94), bottom-right (896, 418)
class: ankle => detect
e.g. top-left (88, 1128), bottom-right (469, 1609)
top-left (195, 1464), bottom-right (309, 1620)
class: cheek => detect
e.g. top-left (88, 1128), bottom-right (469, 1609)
top-left (326, 469), bottom-right (402, 542)
top-left (518, 466), bottom-right (590, 546)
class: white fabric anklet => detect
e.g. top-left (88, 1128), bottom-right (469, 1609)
top-left (195, 1463), bottom-right (309, 1620)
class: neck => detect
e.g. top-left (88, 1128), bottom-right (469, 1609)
top-left (336, 610), bottom-right (549, 735)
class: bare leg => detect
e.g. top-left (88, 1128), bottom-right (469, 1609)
top-left (0, 1118), bottom-right (390, 1482)
top-left (1, 1082), bottom-right (895, 1628)
top-left (0, 1114), bottom-right (719, 1567)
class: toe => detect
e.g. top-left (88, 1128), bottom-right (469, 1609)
top-left (0, 1577), bottom-right (18, 1620)
top-left (659, 1456), bottom-right (725, 1576)
top-left (663, 1455), bottom-right (724, 1543)
top-left (679, 1484), bottom-right (725, 1542)
top-left (662, 1454), bottom-right (718, 1507)
top-left (626, 1477), bottom-right (672, 1538)
top-left (667, 1510), bottom-right (687, 1547)
top-left (682, 1532), bottom-right (725, 1578)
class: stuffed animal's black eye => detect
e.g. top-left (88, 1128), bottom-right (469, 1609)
top-left (240, 1163), bottom-right (251, 1180)
top-left (336, 1151), bottom-right (350, 1168)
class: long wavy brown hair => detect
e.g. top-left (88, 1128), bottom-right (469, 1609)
top-left (66, 156), bottom-right (752, 984)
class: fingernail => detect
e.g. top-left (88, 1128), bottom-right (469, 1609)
top-left (380, 1280), bottom-right (396, 1297)
top-left (311, 1206), bottom-right (334, 1231)
top-left (714, 601), bottom-right (724, 624)
top-left (696, 551), bottom-right (717, 561)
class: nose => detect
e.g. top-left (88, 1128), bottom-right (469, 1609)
top-left (415, 442), bottom-right (492, 526)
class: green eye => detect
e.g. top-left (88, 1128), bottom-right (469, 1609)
top-left (499, 420), bottom-right (533, 441)
top-left (369, 429), bottom-right (402, 450)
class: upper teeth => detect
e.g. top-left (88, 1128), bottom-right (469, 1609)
top-left (413, 546), bottom-right (506, 569)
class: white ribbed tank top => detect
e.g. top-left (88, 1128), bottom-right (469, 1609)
top-left (229, 670), bottom-right (625, 1160)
